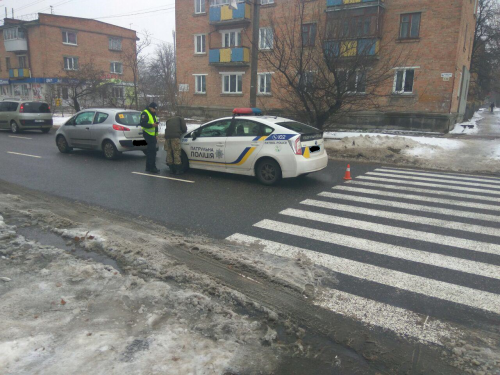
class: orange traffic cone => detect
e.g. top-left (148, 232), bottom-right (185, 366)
top-left (343, 164), bottom-right (352, 180)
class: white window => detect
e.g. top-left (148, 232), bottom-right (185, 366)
top-left (195, 0), bottom-right (206, 13)
top-left (259, 27), bottom-right (273, 50)
top-left (194, 34), bottom-right (206, 54)
top-left (210, 0), bottom-right (244, 6)
top-left (62, 31), bottom-right (77, 45)
top-left (393, 68), bottom-right (415, 94)
top-left (109, 37), bottom-right (122, 51)
top-left (221, 30), bottom-right (241, 48)
top-left (110, 62), bottom-right (123, 74)
top-left (221, 73), bottom-right (243, 94)
top-left (4, 28), bottom-right (24, 40)
top-left (194, 74), bottom-right (207, 93)
top-left (340, 70), bottom-right (366, 93)
top-left (261, 0), bottom-right (275, 4)
top-left (64, 57), bottom-right (78, 70)
top-left (258, 73), bottom-right (272, 94)
top-left (112, 87), bottom-right (124, 98)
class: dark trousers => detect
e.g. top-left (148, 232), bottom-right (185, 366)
top-left (143, 132), bottom-right (157, 171)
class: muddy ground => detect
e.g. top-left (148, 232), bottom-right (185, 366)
top-left (0, 182), bottom-right (498, 374)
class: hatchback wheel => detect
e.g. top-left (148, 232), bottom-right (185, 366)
top-left (56, 135), bottom-right (72, 153)
top-left (256, 158), bottom-right (282, 186)
top-left (10, 121), bottom-right (20, 134)
top-left (103, 140), bottom-right (120, 160)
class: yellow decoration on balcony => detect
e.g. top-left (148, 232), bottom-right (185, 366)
top-left (341, 41), bottom-right (357, 57)
top-left (343, 0), bottom-right (361, 3)
top-left (23, 69), bottom-right (30, 77)
top-left (243, 48), bottom-right (250, 62)
top-left (13, 69), bottom-right (19, 78)
top-left (245, 3), bottom-right (251, 19)
top-left (221, 5), bottom-right (233, 21)
top-left (220, 48), bottom-right (231, 62)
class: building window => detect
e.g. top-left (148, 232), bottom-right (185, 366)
top-left (4, 28), bottom-right (24, 40)
top-left (259, 27), bottom-right (273, 50)
top-left (6, 57), bottom-right (11, 70)
top-left (393, 69), bottom-right (415, 94)
top-left (110, 62), bottom-right (123, 74)
top-left (62, 31), bottom-right (78, 45)
top-left (194, 74), bottom-right (207, 94)
top-left (18, 56), bottom-right (28, 69)
top-left (64, 57), bottom-right (79, 70)
top-left (340, 70), bottom-right (366, 93)
top-left (210, 0), bottom-right (244, 6)
top-left (112, 87), bottom-right (124, 98)
top-left (195, 0), bottom-right (206, 14)
top-left (261, 0), bottom-right (274, 4)
top-left (194, 34), bottom-right (206, 54)
top-left (299, 71), bottom-right (314, 91)
top-left (258, 73), bottom-right (272, 94)
top-left (109, 37), bottom-right (122, 51)
top-left (222, 73), bottom-right (243, 94)
top-left (221, 30), bottom-right (241, 48)
top-left (399, 13), bottom-right (421, 39)
top-left (62, 87), bottom-right (69, 100)
top-left (302, 23), bottom-right (317, 47)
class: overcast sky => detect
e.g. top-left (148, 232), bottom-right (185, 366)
top-left (2, 0), bottom-right (176, 50)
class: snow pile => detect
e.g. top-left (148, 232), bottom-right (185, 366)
top-left (449, 112), bottom-right (483, 134)
top-left (52, 116), bottom-right (71, 126)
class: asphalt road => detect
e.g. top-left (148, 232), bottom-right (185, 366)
top-left (0, 128), bottom-right (375, 238)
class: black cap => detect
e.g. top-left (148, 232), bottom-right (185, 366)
top-left (149, 102), bottom-right (158, 109)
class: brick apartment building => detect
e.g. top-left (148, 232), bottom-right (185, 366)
top-left (175, 0), bottom-right (478, 132)
top-left (0, 13), bottom-right (137, 108)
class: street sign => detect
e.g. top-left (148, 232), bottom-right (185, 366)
top-left (441, 73), bottom-right (453, 81)
top-left (55, 98), bottom-right (62, 106)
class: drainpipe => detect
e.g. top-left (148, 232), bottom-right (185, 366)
top-left (249, 0), bottom-right (260, 108)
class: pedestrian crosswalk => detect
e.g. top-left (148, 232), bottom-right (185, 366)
top-left (227, 166), bottom-right (500, 345)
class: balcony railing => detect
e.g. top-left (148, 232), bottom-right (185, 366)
top-left (209, 47), bottom-right (250, 65)
top-left (209, 3), bottom-right (251, 25)
top-left (324, 38), bottom-right (380, 58)
top-left (327, 0), bottom-right (384, 9)
top-left (9, 68), bottom-right (31, 79)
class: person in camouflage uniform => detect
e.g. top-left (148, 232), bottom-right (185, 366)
top-left (164, 115), bottom-right (187, 175)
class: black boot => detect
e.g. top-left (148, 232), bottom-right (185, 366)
top-left (150, 167), bottom-right (160, 174)
top-left (174, 165), bottom-right (184, 175)
top-left (168, 165), bottom-right (175, 174)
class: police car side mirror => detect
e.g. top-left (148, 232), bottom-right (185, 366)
top-left (192, 131), bottom-right (198, 141)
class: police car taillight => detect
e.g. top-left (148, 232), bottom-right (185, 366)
top-left (289, 136), bottom-right (302, 155)
top-left (112, 124), bottom-right (130, 131)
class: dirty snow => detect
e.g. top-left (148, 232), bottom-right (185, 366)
top-left (449, 112), bottom-right (483, 135)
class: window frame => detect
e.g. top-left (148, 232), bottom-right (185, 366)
top-left (301, 23), bottom-right (317, 47)
top-left (197, 119), bottom-right (233, 138)
top-left (6, 57), bottom-right (11, 70)
top-left (261, 0), bottom-right (275, 4)
top-left (221, 29), bottom-right (242, 48)
top-left (109, 37), bottom-right (122, 51)
top-left (259, 27), bottom-right (273, 50)
top-left (393, 68), bottom-right (415, 94)
top-left (258, 72), bottom-right (272, 95)
top-left (62, 30), bottom-right (78, 45)
top-left (399, 13), bottom-right (421, 40)
top-left (112, 86), bottom-right (125, 99)
top-left (110, 61), bottom-right (123, 74)
top-left (194, 34), bottom-right (207, 54)
top-left (63, 56), bottom-right (79, 71)
top-left (194, 74), bottom-right (207, 94)
top-left (93, 112), bottom-right (109, 124)
top-left (195, 0), bottom-right (206, 14)
top-left (18, 55), bottom-right (28, 69)
top-left (221, 73), bottom-right (243, 94)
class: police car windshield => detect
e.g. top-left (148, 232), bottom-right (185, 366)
top-left (116, 112), bottom-right (141, 125)
top-left (276, 121), bottom-right (319, 134)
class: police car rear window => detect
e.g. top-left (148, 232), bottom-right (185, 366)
top-left (276, 121), bottom-right (319, 134)
top-left (116, 112), bottom-right (141, 125)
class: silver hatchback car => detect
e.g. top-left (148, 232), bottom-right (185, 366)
top-left (55, 108), bottom-right (152, 159)
top-left (0, 99), bottom-right (53, 133)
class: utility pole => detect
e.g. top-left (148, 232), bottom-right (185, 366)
top-left (50, 6), bottom-right (54, 14)
top-left (249, 0), bottom-right (260, 108)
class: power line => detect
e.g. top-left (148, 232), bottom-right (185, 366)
top-left (93, 6), bottom-right (174, 20)
top-left (15, 0), bottom-right (47, 12)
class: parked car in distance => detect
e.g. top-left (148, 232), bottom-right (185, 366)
top-left (55, 108), bottom-right (154, 160)
top-left (0, 99), bottom-right (53, 133)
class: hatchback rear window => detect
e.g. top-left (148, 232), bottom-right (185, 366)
top-left (22, 102), bottom-right (51, 113)
top-left (116, 112), bottom-right (141, 125)
top-left (276, 121), bottom-right (320, 134)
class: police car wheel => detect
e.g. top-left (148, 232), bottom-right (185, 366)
top-left (180, 151), bottom-right (190, 173)
top-left (256, 158), bottom-right (282, 186)
top-left (56, 135), bottom-right (72, 153)
top-left (103, 140), bottom-right (120, 160)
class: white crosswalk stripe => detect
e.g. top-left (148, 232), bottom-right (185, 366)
top-left (329, 184), bottom-right (500, 212)
top-left (357, 175), bottom-right (500, 196)
top-left (366, 171), bottom-right (500, 189)
top-left (311, 194), bottom-right (500, 229)
top-left (381, 167), bottom-right (500, 181)
top-left (226, 168), bottom-right (500, 343)
top-left (375, 168), bottom-right (500, 185)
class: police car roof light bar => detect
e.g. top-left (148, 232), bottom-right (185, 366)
top-left (232, 108), bottom-right (263, 117)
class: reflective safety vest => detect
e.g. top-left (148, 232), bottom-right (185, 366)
top-left (141, 109), bottom-right (157, 136)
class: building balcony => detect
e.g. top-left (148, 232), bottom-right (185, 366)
top-left (9, 68), bottom-right (31, 79)
top-left (209, 2), bottom-right (251, 26)
top-left (209, 47), bottom-right (250, 66)
top-left (324, 38), bottom-right (380, 58)
top-left (4, 38), bottom-right (28, 52)
top-left (326, 0), bottom-right (385, 10)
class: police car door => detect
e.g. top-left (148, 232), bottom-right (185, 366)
top-left (225, 119), bottom-right (269, 173)
top-left (187, 119), bottom-right (231, 170)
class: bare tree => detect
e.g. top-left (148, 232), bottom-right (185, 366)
top-left (58, 60), bottom-right (108, 112)
top-left (123, 31), bottom-right (152, 110)
top-left (146, 42), bottom-right (177, 112)
top-left (258, 0), bottom-right (411, 129)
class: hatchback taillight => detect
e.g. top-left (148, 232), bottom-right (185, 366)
top-left (19, 104), bottom-right (24, 113)
top-left (113, 124), bottom-right (130, 131)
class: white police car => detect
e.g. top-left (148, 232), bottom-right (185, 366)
top-left (179, 108), bottom-right (328, 185)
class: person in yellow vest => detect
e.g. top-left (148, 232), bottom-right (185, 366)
top-left (140, 102), bottom-right (160, 173)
